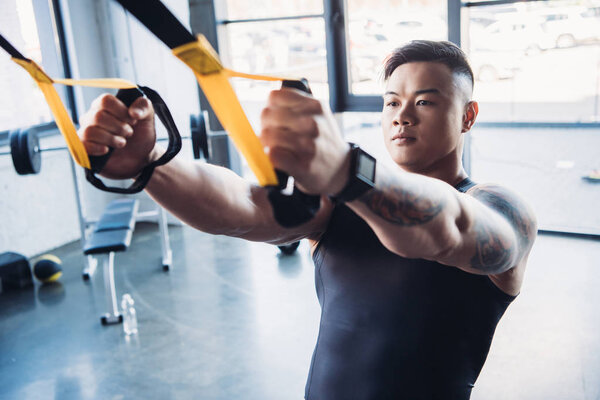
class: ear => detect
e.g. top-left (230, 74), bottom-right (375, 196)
top-left (461, 101), bottom-right (478, 133)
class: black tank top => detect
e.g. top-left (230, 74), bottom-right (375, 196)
top-left (306, 177), bottom-right (516, 400)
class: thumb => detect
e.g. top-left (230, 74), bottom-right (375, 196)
top-left (129, 97), bottom-right (154, 122)
top-left (267, 146), bottom-right (300, 177)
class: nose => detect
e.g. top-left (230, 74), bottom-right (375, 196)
top-left (393, 105), bottom-right (416, 126)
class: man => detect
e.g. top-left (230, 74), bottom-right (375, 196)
top-left (80, 40), bottom-right (537, 399)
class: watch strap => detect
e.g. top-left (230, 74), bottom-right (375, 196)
top-left (331, 143), bottom-right (376, 203)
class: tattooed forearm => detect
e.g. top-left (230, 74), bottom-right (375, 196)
top-left (470, 219), bottom-right (515, 273)
top-left (359, 176), bottom-right (445, 227)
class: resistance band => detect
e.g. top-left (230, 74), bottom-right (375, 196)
top-left (114, 0), bottom-right (321, 227)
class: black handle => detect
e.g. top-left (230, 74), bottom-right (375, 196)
top-left (88, 87), bottom-right (144, 173)
top-left (85, 86), bottom-right (182, 194)
top-left (267, 79), bottom-right (321, 228)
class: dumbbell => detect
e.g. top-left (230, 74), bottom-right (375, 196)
top-left (1, 114), bottom-right (209, 175)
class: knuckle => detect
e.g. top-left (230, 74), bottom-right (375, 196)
top-left (267, 90), bottom-right (281, 105)
top-left (81, 126), bottom-right (99, 141)
top-left (302, 116), bottom-right (318, 135)
top-left (260, 107), bottom-right (271, 123)
top-left (139, 97), bottom-right (152, 110)
top-left (310, 99), bottom-right (323, 113)
top-left (98, 93), bottom-right (114, 109)
top-left (260, 126), bottom-right (274, 142)
top-left (93, 110), bottom-right (108, 125)
top-left (111, 135), bottom-right (125, 147)
top-left (133, 97), bottom-right (152, 113)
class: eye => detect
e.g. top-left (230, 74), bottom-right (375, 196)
top-left (416, 99), bottom-right (432, 106)
top-left (386, 101), bottom-right (399, 107)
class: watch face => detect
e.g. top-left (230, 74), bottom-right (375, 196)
top-left (357, 152), bottom-right (376, 182)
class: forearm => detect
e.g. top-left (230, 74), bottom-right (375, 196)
top-left (143, 154), bottom-right (265, 237)
top-left (345, 164), bottom-right (518, 273)
top-left (347, 164), bottom-right (460, 257)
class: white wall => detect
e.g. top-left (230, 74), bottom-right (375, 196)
top-left (0, 0), bottom-right (200, 258)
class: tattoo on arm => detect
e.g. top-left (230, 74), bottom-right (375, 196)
top-left (469, 185), bottom-right (532, 272)
top-left (470, 219), bottom-right (515, 273)
top-left (359, 176), bottom-right (444, 227)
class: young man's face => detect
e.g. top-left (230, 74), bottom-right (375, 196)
top-left (381, 61), bottom-right (472, 175)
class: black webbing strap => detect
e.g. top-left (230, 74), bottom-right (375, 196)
top-left (0, 33), bottom-right (26, 59)
top-left (115, 0), bottom-right (195, 49)
top-left (85, 86), bottom-right (182, 194)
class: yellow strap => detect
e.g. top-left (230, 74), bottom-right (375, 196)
top-left (172, 35), bottom-right (223, 74)
top-left (54, 78), bottom-right (137, 89)
top-left (12, 36), bottom-right (302, 186)
top-left (36, 80), bottom-right (91, 168)
top-left (223, 68), bottom-right (293, 82)
top-left (10, 57), bottom-right (138, 169)
top-left (13, 58), bottom-right (90, 168)
top-left (173, 35), bottom-right (301, 186)
top-left (195, 71), bottom-right (277, 186)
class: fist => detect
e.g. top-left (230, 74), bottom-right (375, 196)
top-left (79, 93), bottom-right (157, 179)
top-left (260, 88), bottom-right (350, 195)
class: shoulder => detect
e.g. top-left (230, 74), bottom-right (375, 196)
top-left (466, 183), bottom-right (537, 252)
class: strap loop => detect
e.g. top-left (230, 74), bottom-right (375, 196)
top-left (85, 86), bottom-right (182, 194)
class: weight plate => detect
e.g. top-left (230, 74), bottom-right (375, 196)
top-left (10, 129), bottom-right (27, 174)
top-left (190, 113), bottom-right (210, 160)
top-left (17, 129), bottom-right (41, 175)
top-left (23, 129), bottom-right (41, 174)
top-left (190, 115), bottom-right (201, 160)
top-left (198, 113), bottom-right (209, 159)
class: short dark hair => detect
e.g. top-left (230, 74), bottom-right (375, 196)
top-left (383, 40), bottom-right (474, 89)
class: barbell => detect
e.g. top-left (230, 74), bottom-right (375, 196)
top-left (1, 113), bottom-right (209, 175)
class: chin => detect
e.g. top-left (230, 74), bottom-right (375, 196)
top-left (387, 149), bottom-right (418, 169)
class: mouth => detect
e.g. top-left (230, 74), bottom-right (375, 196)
top-left (391, 133), bottom-right (416, 145)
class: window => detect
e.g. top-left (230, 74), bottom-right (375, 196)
top-left (329, 0), bottom-right (600, 235)
top-left (0, 0), bottom-right (74, 139)
top-left (220, 0), bottom-right (323, 20)
top-left (346, 0), bottom-right (447, 95)
top-left (464, 0), bottom-right (600, 123)
top-left (216, 2), bottom-right (328, 129)
top-left (0, 0), bottom-right (52, 132)
top-left (464, 0), bottom-right (600, 235)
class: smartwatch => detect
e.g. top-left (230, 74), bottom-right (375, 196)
top-left (331, 143), bottom-right (376, 203)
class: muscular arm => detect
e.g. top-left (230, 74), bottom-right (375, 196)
top-left (347, 164), bottom-right (537, 277)
top-left (143, 148), bottom-right (332, 245)
top-left (78, 93), bottom-right (331, 246)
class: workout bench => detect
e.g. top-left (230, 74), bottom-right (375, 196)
top-left (83, 198), bottom-right (172, 325)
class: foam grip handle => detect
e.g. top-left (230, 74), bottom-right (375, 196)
top-left (88, 87), bottom-right (144, 173)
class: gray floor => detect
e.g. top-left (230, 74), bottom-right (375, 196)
top-left (1, 222), bottom-right (599, 400)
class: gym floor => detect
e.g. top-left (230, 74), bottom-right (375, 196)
top-left (1, 222), bottom-right (599, 400)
